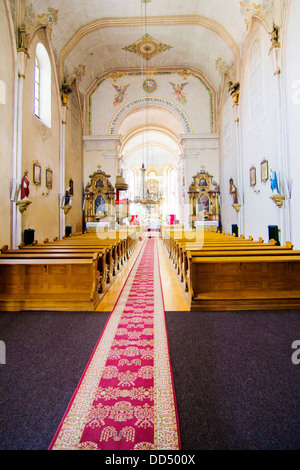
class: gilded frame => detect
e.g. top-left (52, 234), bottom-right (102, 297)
top-left (250, 166), bottom-right (256, 187)
top-left (33, 162), bottom-right (41, 186)
top-left (260, 159), bottom-right (269, 183)
top-left (46, 168), bottom-right (53, 189)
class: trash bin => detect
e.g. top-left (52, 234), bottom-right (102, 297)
top-left (65, 226), bottom-right (72, 238)
top-left (232, 224), bottom-right (238, 237)
top-left (268, 225), bottom-right (280, 245)
top-left (24, 229), bottom-right (35, 246)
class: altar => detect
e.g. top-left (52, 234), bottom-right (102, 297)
top-left (86, 221), bottom-right (110, 232)
top-left (145, 220), bottom-right (161, 231)
top-left (195, 221), bottom-right (218, 232)
top-left (188, 168), bottom-right (220, 229)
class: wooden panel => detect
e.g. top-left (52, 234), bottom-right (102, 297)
top-left (242, 280), bottom-right (264, 289)
top-left (48, 265), bottom-right (69, 275)
top-left (25, 265), bottom-right (46, 275)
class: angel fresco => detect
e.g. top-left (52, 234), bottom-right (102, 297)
top-left (112, 84), bottom-right (130, 107)
top-left (169, 82), bottom-right (189, 105)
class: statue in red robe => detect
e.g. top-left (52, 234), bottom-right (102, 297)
top-left (21, 171), bottom-right (30, 199)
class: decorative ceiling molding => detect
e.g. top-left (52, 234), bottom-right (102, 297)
top-left (123, 33), bottom-right (173, 60)
top-left (58, 15), bottom-right (241, 83)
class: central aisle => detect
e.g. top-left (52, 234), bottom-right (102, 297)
top-left (49, 238), bottom-right (181, 450)
top-left (97, 237), bottom-right (189, 312)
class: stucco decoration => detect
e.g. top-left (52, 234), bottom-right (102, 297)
top-left (123, 33), bottom-right (172, 60)
top-left (216, 58), bottom-right (231, 76)
top-left (239, 0), bottom-right (276, 29)
top-left (25, 3), bottom-right (58, 39)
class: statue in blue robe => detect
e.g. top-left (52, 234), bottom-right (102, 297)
top-left (270, 169), bottom-right (280, 193)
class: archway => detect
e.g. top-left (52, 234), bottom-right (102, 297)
top-left (118, 111), bottom-right (184, 227)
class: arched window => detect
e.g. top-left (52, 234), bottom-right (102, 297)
top-left (34, 43), bottom-right (51, 127)
top-left (34, 57), bottom-right (40, 117)
top-left (250, 40), bottom-right (263, 113)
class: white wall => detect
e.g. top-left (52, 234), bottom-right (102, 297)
top-left (219, 93), bottom-right (239, 235)
top-left (21, 30), bottom-right (61, 243)
top-left (0, 2), bottom-right (15, 247)
top-left (284, 0), bottom-right (300, 248)
top-left (240, 20), bottom-right (282, 242)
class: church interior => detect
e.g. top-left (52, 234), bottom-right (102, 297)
top-left (0, 0), bottom-right (300, 451)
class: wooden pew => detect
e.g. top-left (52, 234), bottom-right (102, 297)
top-left (22, 243), bottom-right (118, 282)
top-left (0, 228), bottom-right (140, 312)
top-left (187, 252), bottom-right (300, 311)
top-left (21, 236), bottom-right (128, 280)
top-left (176, 242), bottom-right (294, 286)
top-left (179, 244), bottom-right (295, 292)
top-left (0, 254), bottom-right (101, 311)
top-left (1, 247), bottom-right (108, 293)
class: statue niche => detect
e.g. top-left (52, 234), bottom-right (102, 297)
top-left (84, 167), bottom-right (115, 224)
top-left (188, 168), bottom-right (220, 228)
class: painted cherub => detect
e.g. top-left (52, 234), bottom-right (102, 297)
top-left (169, 82), bottom-right (189, 104)
top-left (112, 84), bottom-right (130, 107)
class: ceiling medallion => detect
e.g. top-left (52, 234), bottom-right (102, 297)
top-left (143, 78), bottom-right (158, 94)
top-left (123, 33), bottom-right (172, 61)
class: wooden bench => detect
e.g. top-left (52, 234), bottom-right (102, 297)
top-left (176, 242), bottom-right (294, 288)
top-left (1, 247), bottom-right (108, 293)
top-left (0, 254), bottom-right (101, 311)
top-left (20, 234), bottom-right (133, 280)
top-left (187, 253), bottom-right (300, 311)
top-left (0, 228), bottom-right (140, 312)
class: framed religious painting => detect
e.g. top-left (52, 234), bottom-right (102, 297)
top-left (46, 168), bottom-right (53, 189)
top-left (250, 166), bottom-right (256, 187)
top-left (33, 162), bottom-right (41, 186)
top-left (260, 159), bottom-right (269, 183)
top-left (69, 178), bottom-right (74, 196)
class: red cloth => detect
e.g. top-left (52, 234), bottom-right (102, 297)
top-left (168, 214), bottom-right (176, 225)
top-left (21, 175), bottom-right (29, 199)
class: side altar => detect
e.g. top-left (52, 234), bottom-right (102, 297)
top-left (83, 167), bottom-right (115, 229)
top-left (188, 168), bottom-right (220, 229)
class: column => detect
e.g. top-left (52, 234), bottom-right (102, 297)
top-left (269, 23), bottom-right (291, 244)
top-left (59, 97), bottom-right (67, 239)
top-left (12, 50), bottom-right (28, 248)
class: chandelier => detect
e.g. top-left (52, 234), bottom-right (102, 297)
top-left (133, 164), bottom-right (160, 209)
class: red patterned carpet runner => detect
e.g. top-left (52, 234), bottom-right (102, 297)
top-left (49, 238), bottom-right (181, 450)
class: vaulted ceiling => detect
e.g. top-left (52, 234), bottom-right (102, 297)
top-left (26, 0), bottom-right (257, 96)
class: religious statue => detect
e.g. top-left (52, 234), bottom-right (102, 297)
top-left (270, 22), bottom-right (280, 47)
top-left (228, 81), bottom-right (240, 105)
top-left (270, 169), bottom-right (280, 194)
top-left (21, 171), bottom-right (30, 200)
top-left (18, 24), bottom-right (28, 51)
top-left (64, 187), bottom-right (71, 206)
top-left (229, 178), bottom-right (238, 204)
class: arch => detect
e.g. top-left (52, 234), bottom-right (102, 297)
top-left (109, 96), bottom-right (193, 135)
top-left (123, 127), bottom-right (182, 168)
top-left (85, 67), bottom-right (217, 134)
